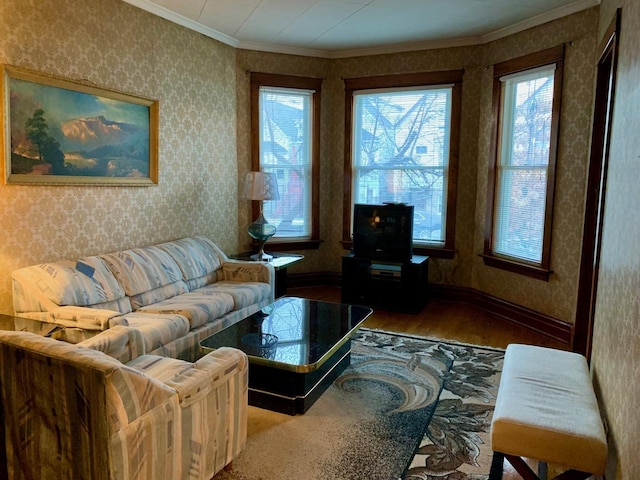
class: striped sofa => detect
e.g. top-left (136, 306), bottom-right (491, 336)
top-left (11, 235), bottom-right (275, 361)
top-left (0, 325), bottom-right (248, 479)
top-left (3, 236), bottom-right (275, 478)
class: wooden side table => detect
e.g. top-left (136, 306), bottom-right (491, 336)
top-left (230, 252), bottom-right (304, 298)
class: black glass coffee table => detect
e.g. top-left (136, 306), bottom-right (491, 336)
top-left (200, 296), bottom-right (372, 415)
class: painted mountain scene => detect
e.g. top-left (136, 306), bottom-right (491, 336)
top-left (8, 75), bottom-right (153, 181)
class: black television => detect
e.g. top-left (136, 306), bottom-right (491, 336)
top-left (352, 203), bottom-right (414, 262)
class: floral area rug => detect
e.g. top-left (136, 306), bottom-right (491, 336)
top-left (213, 329), bottom-right (504, 480)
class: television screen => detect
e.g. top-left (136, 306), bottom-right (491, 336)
top-left (352, 204), bottom-right (413, 262)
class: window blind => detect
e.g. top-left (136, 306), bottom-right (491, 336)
top-left (493, 67), bottom-right (555, 262)
top-left (259, 86), bottom-right (313, 239)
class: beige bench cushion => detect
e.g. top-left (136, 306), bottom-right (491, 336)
top-left (491, 344), bottom-right (607, 475)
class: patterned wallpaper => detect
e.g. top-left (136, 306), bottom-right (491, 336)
top-left (474, 9), bottom-right (599, 322)
top-left (1, 2), bottom-right (636, 476)
top-left (590, 1), bottom-right (640, 478)
top-left (0, 2), bottom-right (602, 326)
top-left (237, 8), bottom-right (598, 324)
top-left (0, 0), bottom-right (239, 315)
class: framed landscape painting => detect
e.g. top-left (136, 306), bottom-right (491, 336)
top-left (2, 65), bottom-right (158, 185)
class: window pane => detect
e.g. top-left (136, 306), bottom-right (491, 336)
top-left (494, 68), bottom-right (554, 263)
top-left (352, 87), bottom-right (451, 244)
top-left (355, 167), bottom-right (444, 242)
top-left (501, 70), bottom-right (554, 168)
top-left (494, 167), bottom-right (547, 262)
top-left (260, 87), bottom-right (312, 238)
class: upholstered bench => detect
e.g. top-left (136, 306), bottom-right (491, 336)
top-left (489, 344), bottom-right (607, 480)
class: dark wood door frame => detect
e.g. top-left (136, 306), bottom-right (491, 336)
top-left (573, 9), bottom-right (621, 360)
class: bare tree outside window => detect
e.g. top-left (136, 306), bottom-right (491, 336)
top-left (353, 88), bottom-right (452, 244)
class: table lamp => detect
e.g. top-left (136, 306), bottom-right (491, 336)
top-left (245, 171), bottom-right (279, 261)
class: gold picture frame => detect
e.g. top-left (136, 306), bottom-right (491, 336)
top-left (2, 64), bottom-right (158, 186)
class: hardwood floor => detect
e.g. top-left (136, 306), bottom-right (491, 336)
top-left (288, 285), bottom-right (568, 350)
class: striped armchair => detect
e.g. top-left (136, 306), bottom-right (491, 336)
top-left (0, 326), bottom-right (248, 480)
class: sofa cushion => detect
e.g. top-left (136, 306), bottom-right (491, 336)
top-left (90, 297), bottom-right (134, 314)
top-left (114, 313), bottom-right (191, 353)
top-left (157, 236), bottom-right (226, 290)
top-left (194, 281), bottom-right (272, 310)
top-left (100, 245), bottom-right (185, 304)
top-left (137, 291), bottom-right (235, 329)
top-left (12, 256), bottom-right (130, 314)
top-left (129, 282), bottom-right (189, 311)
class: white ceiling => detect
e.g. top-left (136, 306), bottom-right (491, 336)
top-left (123, 0), bottom-right (599, 58)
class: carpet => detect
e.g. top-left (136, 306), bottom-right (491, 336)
top-left (213, 329), bottom-right (504, 480)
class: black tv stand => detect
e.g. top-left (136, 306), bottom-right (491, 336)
top-left (341, 254), bottom-right (429, 313)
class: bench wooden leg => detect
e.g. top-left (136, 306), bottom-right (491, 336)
top-left (489, 452), bottom-right (504, 480)
top-left (501, 454), bottom-right (593, 480)
top-left (552, 470), bottom-right (594, 480)
top-left (505, 454), bottom-right (540, 480)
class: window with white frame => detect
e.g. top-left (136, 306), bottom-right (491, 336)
top-left (483, 47), bottom-right (564, 279)
top-left (251, 73), bottom-right (321, 247)
top-left (343, 71), bottom-right (462, 256)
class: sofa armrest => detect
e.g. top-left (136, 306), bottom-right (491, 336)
top-left (194, 346), bottom-right (249, 390)
top-left (126, 347), bottom-right (248, 409)
top-left (78, 325), bottom-right (146, 363)
top-left (123, 348), bottom-right (249, 478)
top-left (195, 346), bottom-right (249, 468)
top-left (159, 363), bottom-right (214, 408)
top-left (221, 260), bottom-right (275, 288)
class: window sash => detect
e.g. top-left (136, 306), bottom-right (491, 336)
top-left (351, 86), bottom-right (453, 245)
top-left (492, 68), bottom-right (555, 263)
top-left (483, 45), bottom-right (564, 280)
top-left (259, 86), bottom-right (313, 239)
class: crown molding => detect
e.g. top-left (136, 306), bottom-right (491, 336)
top-left (325, 36), bottom-right (485, 59)
top-left (121, 0), bottom-right (239, 48)
top-left (236, 41), bottom-right (330, 59)
top-left (238, 35), bottom-right (485, 60)
top-left (481, 0), bottom-right (601, 44)
top-left (124, 0), bottom-right (600, 59)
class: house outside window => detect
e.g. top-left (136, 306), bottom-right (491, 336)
top-left (250, 73), bottom-right (321, 249)
top-left (343, 71), bottom-right (462, 257)
top-left (483, 46), bottom-right (565, 280)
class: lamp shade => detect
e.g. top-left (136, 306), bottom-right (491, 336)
top-left (244, 172), bottom-right (279, 201)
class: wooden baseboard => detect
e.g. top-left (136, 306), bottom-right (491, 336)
top-left (289, 273), bottom-right (572, 346)
top-left (426, 284), bottom-right (572, 344)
